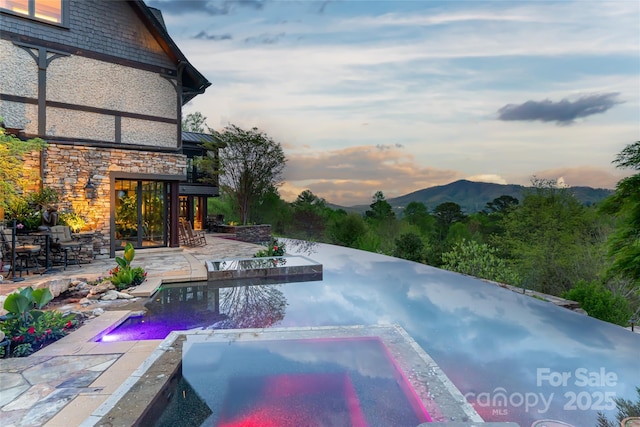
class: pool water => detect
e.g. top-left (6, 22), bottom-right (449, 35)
top-left (99, 240), bottom-right (640, 427)
top-left (180, 337), bottom-right (430, 427)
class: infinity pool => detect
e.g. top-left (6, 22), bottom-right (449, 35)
top-left (99, 240), bottom-right (640, 426)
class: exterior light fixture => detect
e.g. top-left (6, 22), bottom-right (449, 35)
top-left (84, 177), bottom-right (97, 200)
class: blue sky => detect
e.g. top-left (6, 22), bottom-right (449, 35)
top-left (149, 0), bottom-right (640, 205)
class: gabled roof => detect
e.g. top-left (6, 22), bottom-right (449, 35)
top-left (128, 0), bottom-right (211, 105)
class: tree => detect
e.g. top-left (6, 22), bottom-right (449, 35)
top-left (433, 202), bottom-right (466, 232)
top-left (328, 212), bottom-right (367, 248)
top-left (600, 141), bottom-right (640, 284)
top-left (393, 233), bottom-right (425, 263)
top-left (182, 111), bottom-right (208, 133)
top-left (403, 201), bottom-right (434, 233)
top-left (290, 190), bottom-right (328, 240)
top-left (0, 123), bottom-right (45, 215)
top-left (365, 191), bottom-right (395, 222)
top-left (216, 125), bottom-right (286, 224)
top-left (483, 195), bottom-right (519, 215)
top-left (596, 387), bottom-right (640, 427)
top-left (499, 178), bottom-right (591, 295)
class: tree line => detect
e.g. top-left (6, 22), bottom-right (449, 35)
top-left (183, 114), bottom-right (639, 327)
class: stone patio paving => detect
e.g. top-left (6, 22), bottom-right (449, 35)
top-left (0, 234), bottom-right (264, 427)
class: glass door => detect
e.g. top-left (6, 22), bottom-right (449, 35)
top-left (114, 179), bottom-right (167, 249)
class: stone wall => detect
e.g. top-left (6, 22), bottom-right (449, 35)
top-left (234, 225), bottom-right (272, 244)
top-left (27, 144), bottom-right (186, 259)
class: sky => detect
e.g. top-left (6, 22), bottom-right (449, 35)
top-left (148, 0), bottom-right (640, 206)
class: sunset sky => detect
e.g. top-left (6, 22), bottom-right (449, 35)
top-left (149, 0), bottom-right (640, 205)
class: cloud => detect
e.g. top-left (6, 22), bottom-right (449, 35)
top-left (527, 166), bottom-right (628, 189)
top-left (497, 93), bottom-right (623, 125)
top-left (193, 31), bottom-right (232, 41)
top-left (281, 145), bottom-right (460, 205)
top-left (244, 32), bottom-right (286, 44)
top-left (147, 0), bottom-right (266, 16)
top-left (465, 174), bottom-right (508, 185)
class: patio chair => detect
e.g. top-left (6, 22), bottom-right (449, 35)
top-left (182, 220), bottom-right (206, 246)
top-left (178, 221), bottom-right (194, 246)
top-left (0, 228), bottom-right (42, 277)
top-left (49, 225), bottom-right (82, 270)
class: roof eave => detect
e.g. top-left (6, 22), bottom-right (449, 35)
top-left (128, 0), bottom-right (210, 105)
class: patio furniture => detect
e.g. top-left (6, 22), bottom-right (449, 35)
top-left (0, 227), bottom-right (42, 277)
top-left (183, 220), bottom-right (206, 246)
top-left (49, 225), bottom-right (82, 270)
top-left (178, 220), bottom-right (206, 247)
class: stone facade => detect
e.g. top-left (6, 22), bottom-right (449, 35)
top-left (26, 145), bottom-right (187, 259)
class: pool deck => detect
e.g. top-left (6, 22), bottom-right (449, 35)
top-left (0, 234), bottom-right (264, 427)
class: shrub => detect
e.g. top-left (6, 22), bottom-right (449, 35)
top-left (562, 280), bottom-right (633, 326)
top-left (442, 239), bottom-right (521, 285)
top-left (1, 286), bottom-right (78, 357)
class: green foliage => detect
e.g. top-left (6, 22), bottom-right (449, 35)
top-left (115, 194), bottom-right (138, 238)
top-left (182, 112), bottom-right (208, 133)
top-left (499, 178), bottom-right (592, 294)
top-left (562, 280), bottom-right (632, 326)
top-left (216, 124), bottom-right (286, 224)
top-left (58, 210), bottom-right (86, 233)
top-left (403, 201), bottom-right (435, 234)
top-left (288, 190), bottom-right (328, 240)
top-left (109, 243), bottom-right (147, 290)
top-left (4, 187), bottom-right (59, 230)
top-left (253, 188), bottom-right (291, 235)
top-left (3, 287), bottom-right (54, 325)
top-left (365, 191), bottom-right (395, 222)
top-left (596, 386), bottom-right (640, 427)
top-left (254, 239), bottom-right (285, 257)
top-left (0, 123), bottom-right (46, 211)
top-left (1, 310), bottom-right (76, 357)
top-left (600, 141), bottom-right (640, 285)
top-left (1, 286), bottom-right (77, 357)
top-left (442, 239), bottom-right (520, 285)
top-left (393, 233), bottom-right (425, 262)
top-left (28, 186), bottom-right (60, 209)
top-left (327, 212), bottom-right (368, 248)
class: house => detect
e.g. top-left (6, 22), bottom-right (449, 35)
top-left (0, 0), bottom-right (216, 258)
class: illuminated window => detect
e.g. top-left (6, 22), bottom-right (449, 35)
top-left (1, 0), bottom-right (63, 24)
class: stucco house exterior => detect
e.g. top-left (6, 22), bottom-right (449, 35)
top-left (0, 0), bottom-right (214, 258)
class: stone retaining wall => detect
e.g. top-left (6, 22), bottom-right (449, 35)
top-left (221, 225), bottom-right (272, 244)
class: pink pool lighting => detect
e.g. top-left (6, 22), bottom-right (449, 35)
top-left (218, 373), bottom-right (369, 427)
top-left (179, 331), bottom-right (445, 427)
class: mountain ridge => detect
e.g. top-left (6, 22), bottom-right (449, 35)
top-left (337, 179), bottom-right (614, 214)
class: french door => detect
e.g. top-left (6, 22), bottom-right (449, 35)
top-left (114, 179), bottom-right (167, 249)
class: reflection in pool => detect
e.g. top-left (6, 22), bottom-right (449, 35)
top-left (179, 337), bottom-right (431, 427)
top-left (100, 240), bottom-right (640, 426)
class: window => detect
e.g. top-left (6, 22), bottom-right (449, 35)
top-left (1, 0), bottom-right (63, 24)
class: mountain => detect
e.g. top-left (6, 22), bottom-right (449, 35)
top-left (347, 180), bottom-right (614, 214)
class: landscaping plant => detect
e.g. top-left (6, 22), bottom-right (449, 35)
top-left (254, 239), bottom-right (285, 257)
top-left (109, 242), bottom-right (147, 290)
top-left (1, 286), bottom-right (77, 357)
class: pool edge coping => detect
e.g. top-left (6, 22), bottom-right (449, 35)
top-left (82, 324), bottom-right (484, 426)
